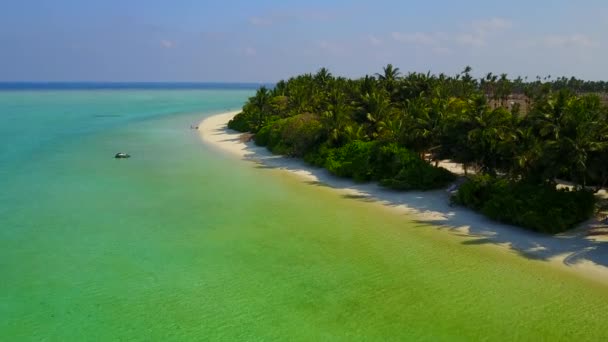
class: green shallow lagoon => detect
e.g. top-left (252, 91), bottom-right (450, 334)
top-left (1, 89), bottom-right (608, 341)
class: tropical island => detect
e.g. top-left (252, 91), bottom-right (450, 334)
top-left (227, 66), bottom-right (608, 234)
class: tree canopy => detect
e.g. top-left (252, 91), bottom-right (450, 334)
top-left (228, 66), bottom-right (608, 233)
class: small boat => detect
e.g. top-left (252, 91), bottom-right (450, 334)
top-left (114, 152), bottom-right (131, 159)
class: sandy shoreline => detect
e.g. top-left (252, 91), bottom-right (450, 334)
top-left (199, 111), bottom-right (608, 285)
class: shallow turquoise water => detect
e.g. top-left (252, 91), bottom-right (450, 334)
top-left (2, 89), bottom-right (608, 340)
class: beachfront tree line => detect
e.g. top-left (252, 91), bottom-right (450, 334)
top-left (228, 66), bottom-right (608, 233)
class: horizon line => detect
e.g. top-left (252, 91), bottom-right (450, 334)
top-left (0, 82), bottom-right (273, 90)
top-left (0, 81), bottom-right (272, 84)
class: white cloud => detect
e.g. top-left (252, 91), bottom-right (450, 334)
top-left (391, 32), bottom-right (452, 54)
top-left (365, 34), bottom-right (383, 46)
top-left (456, 17), bottom-right (512, 47)
top-left (516, 33), bottom-right (600, 50)
top-left (455, 33), bottom-right (485, 47)
top-left (543, 34), bottom-right (599, 48)
top-left (160, 39), bottom-right (175, 49)
top-left (472, 17), bottom-right (513, 33)
top-left (391, 18), bottom-right (512, 50)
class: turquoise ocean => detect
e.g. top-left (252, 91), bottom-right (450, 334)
top-left (1, 85), bottom-right (608, 340)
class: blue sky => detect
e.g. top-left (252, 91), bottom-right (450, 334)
top-left (1, 0), bottom-right (607, 82)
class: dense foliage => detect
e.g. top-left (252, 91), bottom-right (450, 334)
top-left (453, 175), bottom-right (596, 233)
top-left (228, 65), bottom-right (608, 233)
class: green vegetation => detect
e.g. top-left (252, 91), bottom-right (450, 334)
top-left (452, 175), bottom-right (595, 233)
top-left (228, 65), bottom-right (608, 233)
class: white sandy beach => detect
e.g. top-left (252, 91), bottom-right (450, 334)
top-left (199, 111), bottom-right (608, 285)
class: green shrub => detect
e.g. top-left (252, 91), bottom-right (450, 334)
top-left (280, 114), bottom-right (324, 157)
top-left (370, 143), bottom-right (423, 180)
top-left (451, 174), bottom-right (499, 210)
top-left (317, 141), bottom-right (454, 188)
top-left (380, 163), bottom-right (455, 190)
top-left (227, 112), bottom-right (252, 132)
top-left (303, 144), bottom-right (333, 167)
top-left (325, 141), bottom-right (376, 182)
top-left (254, 114), bottom-right (324, 157)
top-left (453, 175), bottom-right (596, 233)
top-left (254, 120), bottom-right (285, 149)
top-left (361, 142), bottom-right (456, 190)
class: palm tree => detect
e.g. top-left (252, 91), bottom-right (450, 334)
top-left (523, 90), bottom-right (608, 186)
top-left (250, 86), bottom-right (271, 131)
top-left (314, 67), bottom-right (333, 88)
top-left (359, 75), bottom-right (378, 96)
top-left (272, 80), bottom-right (287, 96)
top-left (481, 72), bottom-right (494, 97)
top-left (467, 106), bottom-right (517, 175)
top-left (511, 126), bottom-right (543, 181)
top-left (322, 88), bottom-right (350, 145)
top-left (529, 89), bottom-right (572, 140)
top-left (402, 95), bottom-right (451, 164)
top-left (558, 95), bottom-right (607, 186)
top-left (376, 64), bottom-right (401, 98)
top-left (497, 73), bottom-right (512, 107)
top-left (356, 91), bottom-right (393, 138)
top-left (376, 64), bottom-right (400, 82)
